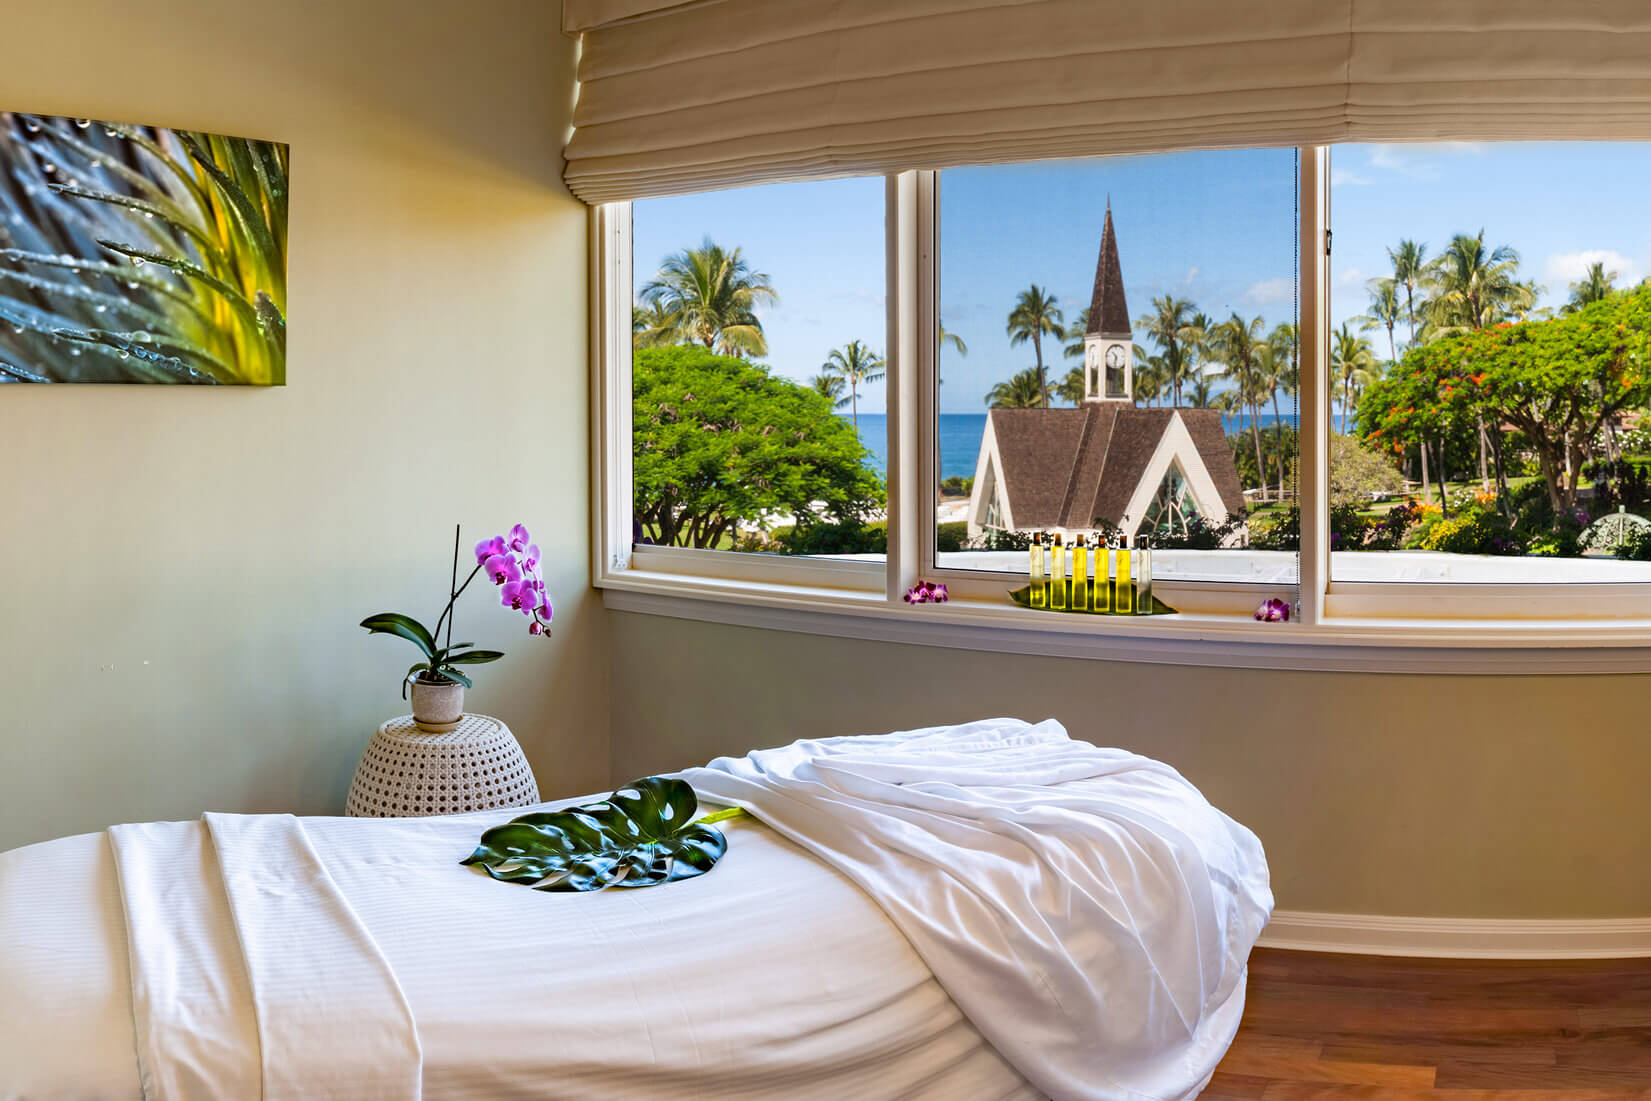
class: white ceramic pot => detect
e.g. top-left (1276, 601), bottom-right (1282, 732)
top-left (409, 677), bottom-right (465, 731)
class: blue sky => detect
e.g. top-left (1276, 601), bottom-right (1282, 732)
top-left (633, 143), bottom-right (1651, 415)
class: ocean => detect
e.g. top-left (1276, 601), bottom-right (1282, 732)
top-left (848, 411), bottom-right (1349, 481)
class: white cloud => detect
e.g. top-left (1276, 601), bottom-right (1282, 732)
top-left (1367, 142), bottom-right (1485, 179)
top-left (1330, 168), bottom-right (1370, 187)
top-left (1183, 265), bottom-right (1200, 285)
top-left (1545, 248), bottom-right (1639, 287)
top-left (1243, 277), bottom-right (1294, 306)
top-left (1335, 266), bottom-right (1366, 288)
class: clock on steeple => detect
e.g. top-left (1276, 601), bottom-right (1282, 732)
top-left (1082, 201), bottom-right (1133, 404)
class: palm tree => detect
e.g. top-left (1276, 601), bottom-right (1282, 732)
top-left (1427, 231), bottom-right (1533, 336)
top-left (1187, 372), bottom-right (1217, 409)
top-left (820, 340), bottom-right (885, 430)
top-left (632, 301), bottom-right (681, 348)
top-left (1331, 323), bottom-right (1377, 426)
top-left (1262, 323), bottom-right (1299, 497)
top-left (1006, 284), bottom-right (1065, 407)
top-left (986, 367), bottom-right (1047, 409)
top-left (810, 373), bottom-right (848, 409)
top-left (1427, 231), bottom-right (1534, 485)
top-left (1388, 239), bottom-right (1429, 348)
top-left (1136, 295), bottom-right (1197, 406)
top-left (1359, 278), bottom-right (1402, 363)
top-left (1062, 307), bottom-right (1091, 361)
top-left (639, 239), bottom-right (777, 357)
top-left (1213, 313), bottom-right (1270, 502)
top-left (1054, 364), bottom-right (1087, 405)
top-left (938, 321), bottom-right (968, 357)
top-left (1135, 353), bottom-right (1168, 408)
top-left (1563, 261), bottom-right (1618, 314)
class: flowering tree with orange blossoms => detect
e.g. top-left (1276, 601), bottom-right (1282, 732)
top-left (1359, 286), bottom-right (1651, 513)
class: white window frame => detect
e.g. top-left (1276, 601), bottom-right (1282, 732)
top-left (592, 149), bottom-right (1651, 673)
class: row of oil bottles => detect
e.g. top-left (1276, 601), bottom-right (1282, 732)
top-left (1028, 532), bottom-right (1153, 614)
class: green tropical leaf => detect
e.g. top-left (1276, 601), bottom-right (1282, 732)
top-left (430, 666), bottom-right (472, 688)
top-left (360, 613), bottom-right (437, 659)
top-left (442, 649), bottom-right (505, 665)
top-left (462, 777), bottom-right (739, 891)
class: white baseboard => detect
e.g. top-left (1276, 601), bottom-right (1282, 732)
top-left (1260, 910), bottom-right (1651, 959)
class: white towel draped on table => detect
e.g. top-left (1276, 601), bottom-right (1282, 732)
top-left (0, 717), bottom-right (1268, 1101)
top-left (684, 717), bottom-right (1274, 1101)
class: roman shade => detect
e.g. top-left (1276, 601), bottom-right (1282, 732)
top-left (561, 0), bottom-right (1651, 203)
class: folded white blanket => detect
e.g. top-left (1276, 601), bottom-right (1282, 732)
top-left (683, 717), bottom-right (1274, 1101)
top-left (109, 814), bottom-right (422, 1100)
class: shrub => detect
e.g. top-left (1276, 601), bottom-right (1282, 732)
top-left (939, 476), bottom-right (974, 498)
top-left (1584, 458), bottom-right (1651, 513)
top-left (936, 522), bottom-right (968, 553)
top-left (778, 520), bottom-right (887, 555)
top-left (1151, 514), bottom-right (1246, 550)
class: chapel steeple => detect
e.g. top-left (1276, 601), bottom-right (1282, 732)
top-left (1082, 200), bottom-right (1134, 403)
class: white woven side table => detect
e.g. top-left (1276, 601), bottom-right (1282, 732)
top-left (346, 713), bottom-right (540, 818)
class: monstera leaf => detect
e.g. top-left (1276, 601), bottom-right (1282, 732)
top-left (461, 777), bottom-right (745, 891)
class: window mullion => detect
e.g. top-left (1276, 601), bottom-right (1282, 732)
top-left (1296, 147), bottom-right (1330, 624)
top-left (885, 172), bottom-right (924, 601)
top-left (593, 201), bottom-right (634, 582)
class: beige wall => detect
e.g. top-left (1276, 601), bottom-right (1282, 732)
top-left (611, 611), bottom-right (1651, 919)
top-left (0, 1), bottom-right (605, 850)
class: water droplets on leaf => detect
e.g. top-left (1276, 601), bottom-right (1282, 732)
top-left (74, 119), bottom-right (90, 129)
top-left (23, 121), bottom-right (39, 133)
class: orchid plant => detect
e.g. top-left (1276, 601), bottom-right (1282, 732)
top-left (361, 524), bottom-right (552, 696)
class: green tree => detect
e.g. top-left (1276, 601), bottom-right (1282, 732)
top-left (1006, 284), bottom-right (1065, 406)
top-left (1213, 313), bottom-right (1270, 501)
top-left (632, 346), bottom-right (881, 547)
top-left (1187, 372), bottom-right (1217, 409)
top-left (1361, 288), bottom-right (1651, 513)
top-left (1136, 294), bottom-right (1197, 405)
top-left (632, 302), bottom-right (680, 348)
top-left (1388, 238), bottom-right (1429, 348)
top-left (1054, 364), bottom-right (1087, 405)
top-left (1062, 307), bottom-right (1091, 361)
top-left (1427, 230), bottom-right (1536, 486)
top-left (1564, 260), bottom-right (1619, 314)
top-left (986, 367), bottom-right (1047, 409)
top-left (1359, 278), bottom-right (1402, 362)
top-left (938, 321), bottom-right (968, 357)
top-left (820, 339), bottom-right (885, 429)
top-left (1331, 322), bottom-right (1379, 422)
top-left (638, 240), bottom-right (777, 357)
top-left (811, 373), bottom-right (848, 408)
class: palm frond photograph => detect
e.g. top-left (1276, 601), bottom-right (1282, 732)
top-left (0, 112), bottom-right (287, 385)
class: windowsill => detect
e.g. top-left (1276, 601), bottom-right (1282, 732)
top-left (598, 568), bottom-right (1651, 674)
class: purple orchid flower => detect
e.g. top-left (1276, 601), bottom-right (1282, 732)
top-left (484, 554), bottom-right (521, 586)
top-left (904, 579), bottom-right (949, 605)
top-left (1254, 597), bottom-right (1291, 623)
top-left (501, 580), bottom-right (538, 615)
top-left (508, 524), bottom-right (532, 553)
top-left (474, 535), bottom-right (507, 565)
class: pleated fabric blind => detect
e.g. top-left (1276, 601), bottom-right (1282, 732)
top-left (562, 0), bottom-right (1651, 204)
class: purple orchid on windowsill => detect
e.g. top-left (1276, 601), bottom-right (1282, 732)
top-left (904, 580), bottom-right (949, 604)
top-left (1254, 597), bottom-right (1291, 623)
top-left (361, 524), bottom-right (551, 697)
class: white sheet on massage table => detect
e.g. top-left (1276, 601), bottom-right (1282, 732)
top-left (0, 808), bottom-right (1039, 1100)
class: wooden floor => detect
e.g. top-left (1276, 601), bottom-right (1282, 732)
top-left (1207, 949), bottom-right (1651, 1099)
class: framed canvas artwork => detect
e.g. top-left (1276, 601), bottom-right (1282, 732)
top-left (0, 113), bottom-right (287, 385)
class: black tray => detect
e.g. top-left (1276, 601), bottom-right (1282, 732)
top-left (1008, 582), bottom-right (1176, 616)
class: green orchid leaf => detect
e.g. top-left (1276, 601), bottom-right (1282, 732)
top-left (442, 649), bottom-right (505, 665)
top-left (360, 613), bottom-right (437, 659)
top-left (402, 662), bottom-right (429, 699)
top-left (431, 666), bottom-right (472, 688)
top-left (462, 777), bottom-right (734, 892)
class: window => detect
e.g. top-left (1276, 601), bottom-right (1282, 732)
top-left (1329, 143), bottom-right (1651, 585)
top-left (630, 178), bottom-right (886, 564)
top-left (932, 152), bottom-right (1299, 585)
top-left (593, 145), bottom-right (1651, 667)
